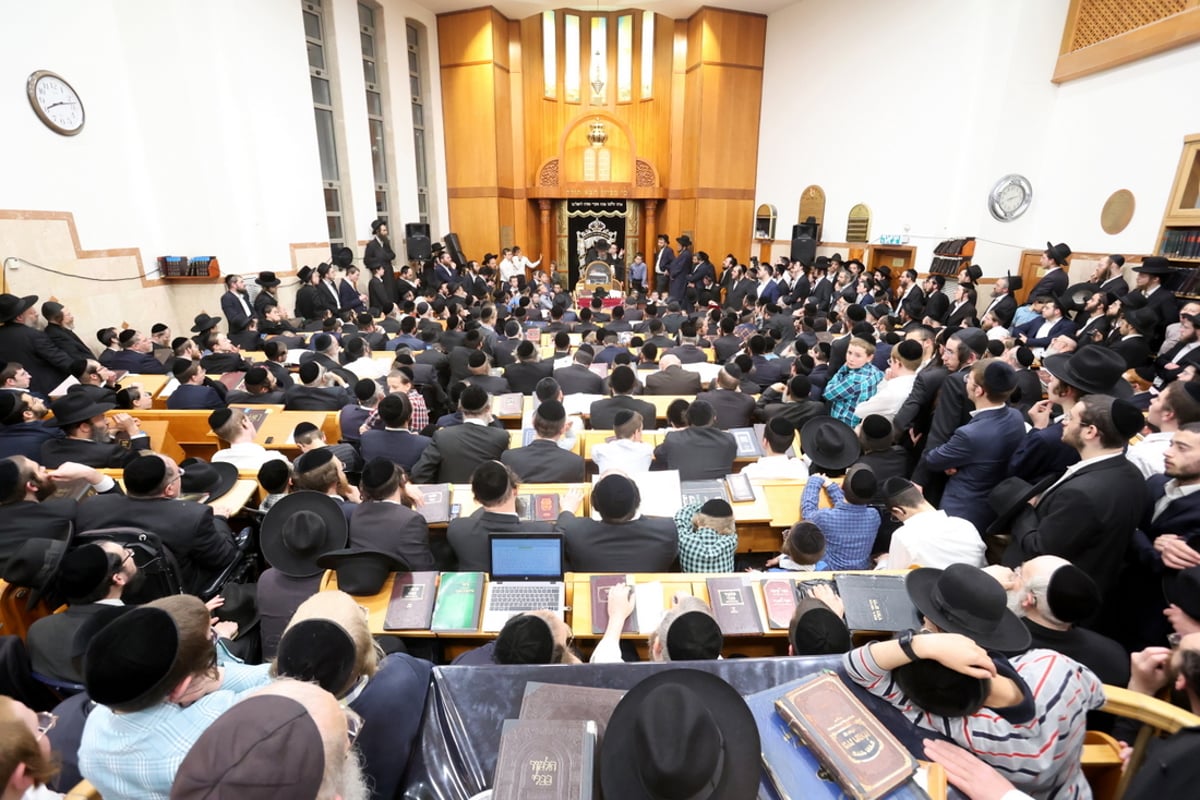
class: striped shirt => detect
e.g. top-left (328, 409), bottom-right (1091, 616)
top-left (843, 645), bottom-right (1104, 800)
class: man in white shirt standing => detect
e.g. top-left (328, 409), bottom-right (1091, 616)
top-left (854, 339), bottom-right (922, 422)
top-left (876, 477), bottom-right (984, 569)
top-left (510, 245), bottom-right (540, 284)
top-left (1128, 379), bottom-right (1200, 477)
top-left (209, 408), bottom-right (289, 472)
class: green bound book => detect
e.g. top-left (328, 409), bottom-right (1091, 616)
top-left (430, 571), bottom-right (485, 632)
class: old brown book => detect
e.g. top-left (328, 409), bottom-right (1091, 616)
top-left (774, 672), bottom-right (917, 800)
top-left (382, 571), bottom-right (437, 631)
top-left (519, 681), bottom-right (624, 745)
top-left (491, 718), bottom-right (595, 800)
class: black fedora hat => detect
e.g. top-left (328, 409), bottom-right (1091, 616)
top-left (315, 548), bottom-right (408, 596)
top-left (963, 263), bottom-right (983, 282)
top-left (905, 564), bottom-right (1031, 653)
top-left (799, 416), bottom-right (861, 472)
top-left (332, 247), bottom-right (354, 269)
top-left (178, 458), bottom-right (238, 503)
top-left (1063, 282), bottom-right (1099, 311)
top-left (986, 475), bottom-right (1055, 536)
top-left (297, 265), bottom-right (314, 283)
top-left (1134, 256), bottom-right (1174, 276)
top-left (1123, 306), bottom-right (1158, 335)
top-left (260, 492), bottom-right (348, 578)
top-left (601, 669), bottom-right (759, 800)
top-left (191, 313), bottom-right (222, 333)
top-left (256, 271), bottom-right (281, 287)
top-left (0, 294), bottom-right (38, 324)
top-left (1044, 242), bottom-right (1072, 266)
top-left (1042, 346), bottom-right (1132, 398)
top-left (675, 234), bottom-right (692, 248)
top-left (2, 535), bottom-right (70, 609)
top-left (48, 393), bottom-right (115, 428)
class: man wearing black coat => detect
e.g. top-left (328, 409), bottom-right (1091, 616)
top-left (1001, 394), bottom-right (1147, 603)
top-left (410, 386), bottom-right (510, 483)
top-left (501, 400), bottom-right (585, 483)
top-left (40, 302), bottom-right (94, 364)
top-left (219, 274), bottom-right (255, 334)
top-left (652, 234), bottom-right (675, 296)
top-left (589, 366), bottom-right (656, 430)
top-left (364, 219), bottom-right (398, 303)
top-left (666, 235), bottom-right (693, 306)
top-left (74, 453), bottom-right (241, 595)
top-left (40, 393), bottom-right (149, 469)
top-left (553, 348), bottom-right (605, 396)
top-left (555, 473), bottom-right (677, 573)
top-left (446, 461), bottom-right (555, 571)
top-left (695, 366), bottom-right (756, 429)
top-left (653, 400), bottom-right (737, 480)
top-left (0, 294), bottom-right (82, 395)
top-left (503, 341), bottom-right (554, 395)
top-left (349, 459), bottom-right (435, 571)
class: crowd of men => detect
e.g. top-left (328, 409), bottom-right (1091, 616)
top-left (1, 226), bottom-right (1199, 798)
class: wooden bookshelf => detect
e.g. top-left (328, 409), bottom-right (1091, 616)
top-left (1157, 134), bottom-right (1200, 264)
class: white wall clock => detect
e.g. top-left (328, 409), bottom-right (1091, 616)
top-left (988, 174), bottom-right (1032, 221)
top-left (27, 70), bottom-right (85, 136)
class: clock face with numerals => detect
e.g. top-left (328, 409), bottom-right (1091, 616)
top-left (27, 71), bottom-right (85, 136)
top-left (988, 174), bottom-right (1032, 221)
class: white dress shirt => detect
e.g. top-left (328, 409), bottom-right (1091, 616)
top-left (881, 509), bottom-right (985, 569)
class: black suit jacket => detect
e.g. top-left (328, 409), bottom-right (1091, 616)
top-left (283, 384), bottom-right (352, 411)
top-left (0, 322), bottom-right (80, 395)
top-left (923, 292), bottom-right (950, 324)
top-left (466, 374), bottom-right (512, 396)
top-left (1100, 275), bottom-right (1130, 298)
top-left (349, 501), bottom-right (434, 571)
top-left (503, 361), bottom-right (553, 395)
top-left (1003, 455), bottom-right (1147, 596)
top-left (447, 510), bottom-right (555, 571)
top-left (41, 434), bottom-right (149, 469)
top-left (694, 389), bottom-right (755, 429)
top-left (553, 364), bottom-right (605, 395)
top-left (981, 294), bottom-right (1018, 327)
top-left (0, 499), bottom-right (78, 569)
top-left (43, 324), bottom-right (94, 364)
top-left (410, 422), bottom-right (510, 483)
top-left (501, 439), bottom-right (585, 483)
top-left (75, 494), bottom-right (240, 594)
top-left (556, 514), bottom-right (677, 573)
top-left (1026, 268), bottom-right (1069, 302)
top-left (1110, 335), bottom-right (1151, 369)
top-left (589, 395), bottom-right (657, 430)
top-left (654, 426), bottom-right (737, 480)
top-left (360, 429), bottom-right (431, 472)
top-left (221, 290), bottom-right (253, 333)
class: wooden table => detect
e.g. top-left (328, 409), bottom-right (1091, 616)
top-left (136, 420), bottom-right (184, 463)
top-left (120, 373), bottom-right (171, 408)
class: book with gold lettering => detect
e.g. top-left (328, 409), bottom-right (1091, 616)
top-left (491, 718), bottom-right (596, 800)
top-left (382, 571), bottom-right (437, 631)
top-left (761, 578), bottom-right (799, 630)
top-left (772, 673), bottom-right (918, 800)
top-left (414, 483), bottom-right (452, 525)
top-left (519, 682), bottom-right (624, 745)
top-left (834, 573), bottom-right (921, 632)
top-left (706, 576), bottom-right (764, 634)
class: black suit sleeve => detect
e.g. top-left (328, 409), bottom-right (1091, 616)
top-left (191, 509), bottom-right (240, 574)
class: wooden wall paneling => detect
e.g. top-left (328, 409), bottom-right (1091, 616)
top-left (696, 7), bottom-right (767, 68)
top-left (437, 8), bottom-right (497, 63)
top-left (447, 198), bottom-right (501, 260)
top-left (441, 64), bottom-right (500, 187)
top-left (1052, 6), bottom-right (1200, 83)
top-left (493, 62), bottom-right (515, 189)
top-left (665, 19), bottom-right (690, 236)
top-left (697, 66), bottom-right (762, 190)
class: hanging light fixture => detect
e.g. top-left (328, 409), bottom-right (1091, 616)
top-left (590, 0), bottom-right (605, 97)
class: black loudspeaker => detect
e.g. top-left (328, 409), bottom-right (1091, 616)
top-left (790, 235), bottom-right (817, 266)
top-left (405, 223), bottom-right (430, 239)
top-left (443, 232), bottom-right (467, 268)
top-left (406, 235), bottom-right (432, 261)
top-left (793, 220), bottom-right (819, 240)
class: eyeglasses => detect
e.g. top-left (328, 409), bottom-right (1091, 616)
top-left (1169, 632), bottom-right (1183, 649)
top-left (344, 707), bottom-right (365, 746)
top-left (35, 711), bottom-right (57, 740)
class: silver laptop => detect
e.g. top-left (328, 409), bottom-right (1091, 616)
top-left (481, 533), bottom-right (566, 632)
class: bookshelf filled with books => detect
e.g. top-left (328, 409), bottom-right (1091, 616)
top-left (927, 237), bottom-right (975, 277)
top-left (1157, 134), bottom-right (1200, 274)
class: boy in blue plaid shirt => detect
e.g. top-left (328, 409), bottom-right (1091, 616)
top-left (823, 337), bottom-right (884, 427)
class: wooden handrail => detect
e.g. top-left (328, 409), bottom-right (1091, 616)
top-left (1100, 685), bottom-right (1200, 733)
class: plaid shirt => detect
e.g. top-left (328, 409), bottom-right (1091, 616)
top-left (79, 662), bottom-right (271, 800)
top-left (408, 389), bottom-right (429, 432)
top-left (801, 477), bottom-right (879, 570)
top-left (675, 502), bottom-right (737, 573)
top-left (822, 363), bottom-right (883, 427)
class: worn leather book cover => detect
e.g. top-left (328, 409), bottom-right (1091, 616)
top-left (414, 483), bottom-right (452, 524)
top-left (761, 578), bottom-right (798, 630)
top-left (729, 426), bottom-right (764, 457)
top-left (705, 576), bottom-right (763, 634)
top-left (519, 682), bottom-right (624, 745)
top-left (429, 571), bottom-right (484, 632)
top-left (681, 479), bottom-right (730, 507)
top-left (590, 574), bottom-right (635, 635)
top-left (773, 673), bottom-right (918, 800)
top-left (834, 573), bottom-right (922, 632)
top-left (382, 571), bottom-right (437, 631)
top-left (491, 718), bottom-right (596, 800)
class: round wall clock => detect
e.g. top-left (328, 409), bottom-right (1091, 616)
top-left (988, 174), bottom-right (1032, 222)
top-left (27, 70), bottom-right (85, 136)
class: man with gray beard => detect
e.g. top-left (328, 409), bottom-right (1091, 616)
top-left (171, 679), bottom-right (371, 800)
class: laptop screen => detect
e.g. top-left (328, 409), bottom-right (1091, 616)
top-left (488, 534), bottom-right (564, 581)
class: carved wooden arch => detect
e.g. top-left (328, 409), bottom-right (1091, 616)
top-left (534, 110), bottom-right (661, 190)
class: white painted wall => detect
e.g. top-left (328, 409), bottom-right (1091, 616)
top-left (758, 0), bottom-right (1200, 275)
top-left (0, 0), bottom-right (446, 277)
